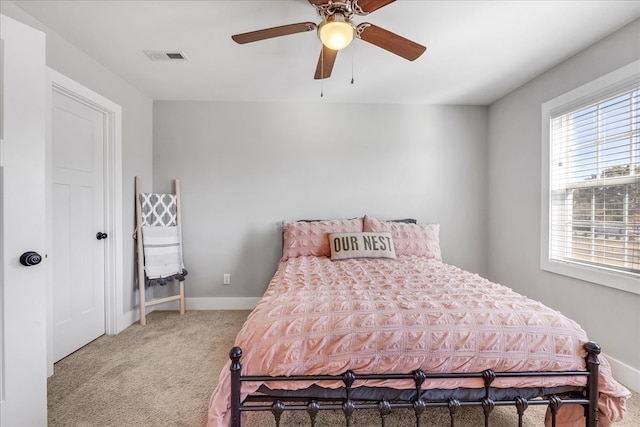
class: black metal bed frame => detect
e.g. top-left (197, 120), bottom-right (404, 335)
top-left (228, 341), bottom-right (602, 427)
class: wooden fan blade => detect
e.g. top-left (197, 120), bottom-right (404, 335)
top-left (353, 0), bottom-right (396, 14)
top-left (314, 45), bottom-right (338, 80)
top-left (232, 22), bottom-right (316, 44)
top-left (357, 23), bottom-right (426, 61)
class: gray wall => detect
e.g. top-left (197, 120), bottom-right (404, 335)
top-left (2, 2), bottom-right (154, 319)
top-left (153, 102), bottom-right (488, 298)
top-left (487, 19), bottom-right (640, 379)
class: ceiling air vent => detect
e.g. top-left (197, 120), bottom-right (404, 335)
top-left (143, 50), bottom-right (189, 61)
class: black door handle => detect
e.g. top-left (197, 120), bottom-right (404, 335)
top-left (20, 251), bottom-right (42, 266)
top-left (96, 232), bottom-right (108, 240)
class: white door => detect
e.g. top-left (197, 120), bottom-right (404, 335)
top-left (51, 88), bottom-right (106, 362)
top-left (0, 14), bottom-right (48, 427)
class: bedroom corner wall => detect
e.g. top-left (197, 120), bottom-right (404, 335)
top-left (152, 102), bottom-right (488, 303)
top-left (487, 19), bottom-right (640, 391)
top-left (2, 2), bottom-right (154, 331)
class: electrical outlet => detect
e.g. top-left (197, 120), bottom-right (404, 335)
top-left (223, 273), bottom-right (231, 285)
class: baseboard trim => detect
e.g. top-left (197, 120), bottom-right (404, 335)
top-left (186, 297), bottom-right (260, 310)
top-left (146, 297), bottom-right (260, 312)
top-left (114, 298), bottom-right (258, 333)
top-left (606, 354), bottom-right (640, 393)
top-left (113, 309), bottom-right (137, 334)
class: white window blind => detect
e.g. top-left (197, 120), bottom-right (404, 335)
top-left (549, 85), bottom-right (640, 278)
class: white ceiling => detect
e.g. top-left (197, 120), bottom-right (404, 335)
top-left (10, 0), bottom-right (640, 105)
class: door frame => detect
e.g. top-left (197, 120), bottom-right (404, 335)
top-left (45, 68), bottom-right (123, 375)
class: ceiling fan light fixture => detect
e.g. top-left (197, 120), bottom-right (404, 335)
top-left (318, 14), bottom-right (354, 50)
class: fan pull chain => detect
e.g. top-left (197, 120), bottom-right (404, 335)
top-left (320, 46), bottom-right (324, 97)
top-left (351, 43), bottom-right (355, 84)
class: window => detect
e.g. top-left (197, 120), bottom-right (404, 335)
top-left (541, 61), bottom-right (640, 294)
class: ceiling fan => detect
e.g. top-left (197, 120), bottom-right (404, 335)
top-left (231, 0), bottom-right (427, 80)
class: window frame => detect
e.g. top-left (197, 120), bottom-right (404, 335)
top-left (541, 60), bottom-right (640, 295)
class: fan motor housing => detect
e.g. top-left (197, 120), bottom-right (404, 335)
top-left (317, 13), bottom-right (355, 50)
top-left (316, 1), bottom-right (355, 20)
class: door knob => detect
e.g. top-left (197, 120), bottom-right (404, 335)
top-left (20, 251), bottom-right (42, 266)
top-left (96, 232), bottom-right (108, 240)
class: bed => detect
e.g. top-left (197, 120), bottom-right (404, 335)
top-left (208, 216), bottom-right (630, 427)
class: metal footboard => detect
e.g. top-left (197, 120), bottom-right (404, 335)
top-left (229, 341), bottom-right (601, 427)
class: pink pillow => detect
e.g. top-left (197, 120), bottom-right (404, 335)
top-left (282, 218), bottom-right (363, 260)
top-left (363, 215), bottom-right (442, 260)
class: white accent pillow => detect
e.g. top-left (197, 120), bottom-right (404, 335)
top-left (329, 232), bottom-right (396, 260)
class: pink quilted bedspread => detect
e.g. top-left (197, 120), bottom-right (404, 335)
top-left (208, 256), bottom-right (629, 426)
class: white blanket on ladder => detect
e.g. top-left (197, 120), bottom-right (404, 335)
top-left (142, 226), bottom-right (182, 279)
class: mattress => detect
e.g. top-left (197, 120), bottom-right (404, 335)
top-left (208, 255), bottom-right (630, 426)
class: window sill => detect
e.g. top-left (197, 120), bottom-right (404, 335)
top-left (541, 258), bottom-right (639, 295)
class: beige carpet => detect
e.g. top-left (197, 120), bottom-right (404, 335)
top-left (49, 310), bottom-right (639, 426)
